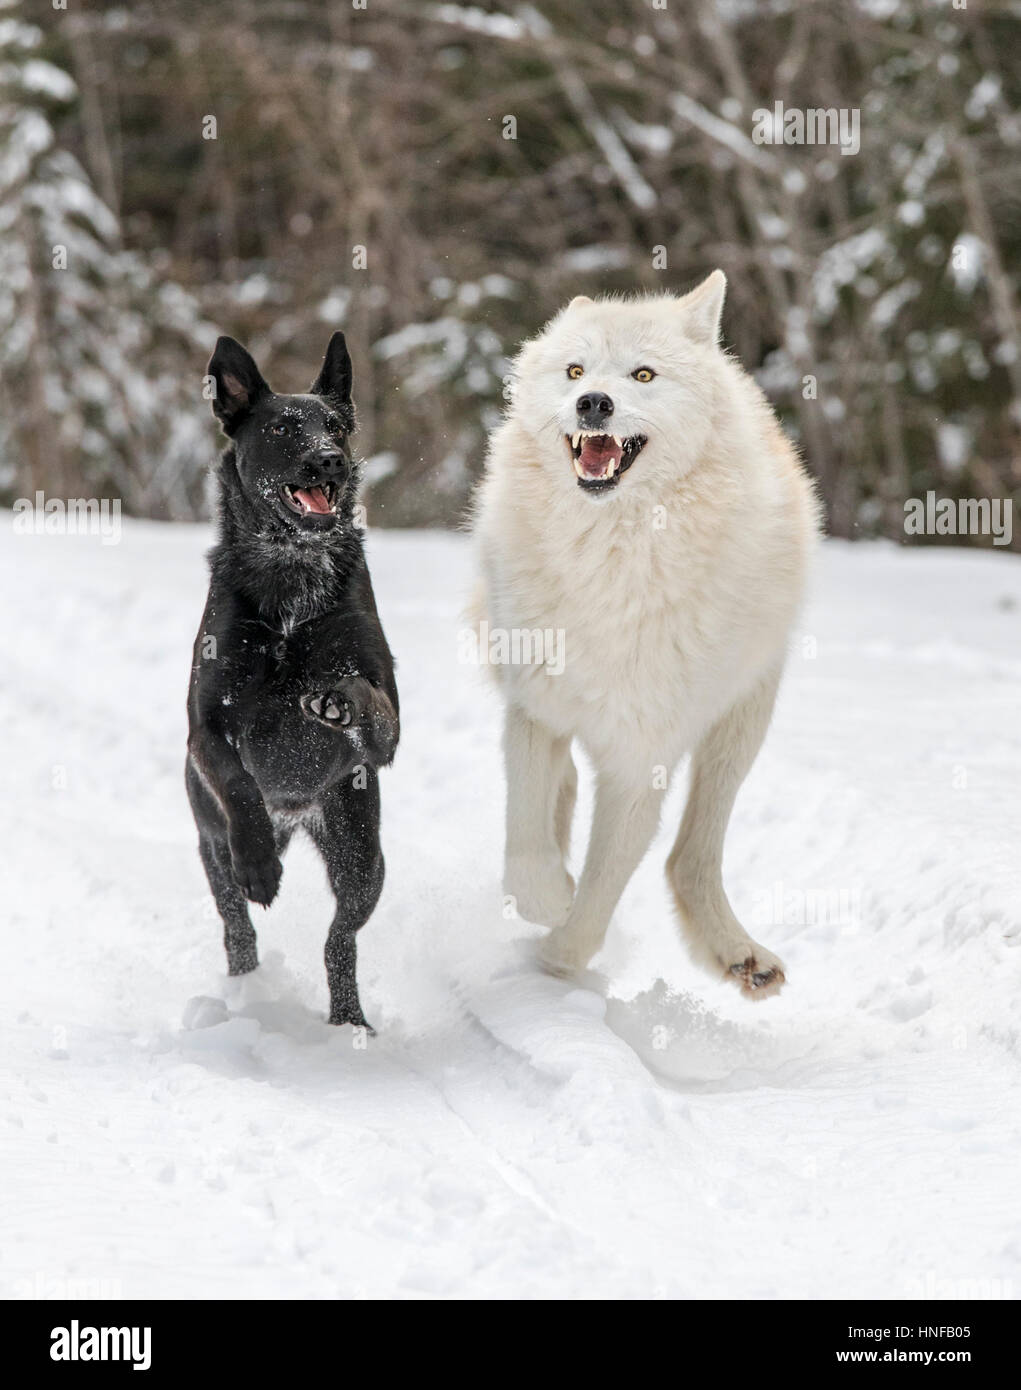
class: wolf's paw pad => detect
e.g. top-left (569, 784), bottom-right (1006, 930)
top-left (726, 948), bottom-right (786, 1000)
top-left (504, 854), bottom-right (575, 927)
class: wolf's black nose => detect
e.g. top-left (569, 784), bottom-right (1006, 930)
top-left (576, 392), bottom-right (614, 426)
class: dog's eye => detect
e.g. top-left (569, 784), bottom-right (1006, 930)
top-left (567, 364), bottom-right (584, 380)
top-left (325, 415), bottom-right (341, 434)
top-left (632, 367), bottom-right (656, 383)
top-left (269, 422), bottom-right (290, 437)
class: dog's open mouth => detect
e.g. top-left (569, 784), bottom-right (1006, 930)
top-left (280, 483), bottom-right (338, 517)
top-left (565, 431), bottom-right (647, 491)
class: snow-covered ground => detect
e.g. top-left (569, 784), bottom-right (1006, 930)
top-left (2, 517), bottom-right (1020, 1300)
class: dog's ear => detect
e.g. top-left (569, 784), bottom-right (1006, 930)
top-left (207, 337), bottom-right (269, 433)
top-left (566, 295), bottom-right (593, 312)
top-left (311, 331), bottom-right (353, 407)
top-left (676, 270), bottom-right (726, 345)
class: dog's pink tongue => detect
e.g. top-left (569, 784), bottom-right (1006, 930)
top-left (578, 436), bottom-right (622, 477)
top-left (293, 486), bottom-right (330, 514)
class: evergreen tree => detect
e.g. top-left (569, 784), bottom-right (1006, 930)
top-left (0, 0), bottom-right (212, 516)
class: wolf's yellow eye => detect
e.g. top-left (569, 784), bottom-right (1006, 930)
top-left (567, 364), bottom-right (584, 380)
top-left (632, 367), bottom-right (656, 383)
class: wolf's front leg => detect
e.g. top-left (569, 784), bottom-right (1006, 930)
top-left (666, 666), bottom-right (786, 999)
top-left (539, 774), bottom-right (663, 976)
top-left (502, 705), bottom-right (576, 927)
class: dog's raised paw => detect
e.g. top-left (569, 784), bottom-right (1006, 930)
top-left (727, 950), bottom-right (786, 1001)
top-left (301, 676), bottom-right (371, 730)
top-left (302, 691), bottom-right (354, 727)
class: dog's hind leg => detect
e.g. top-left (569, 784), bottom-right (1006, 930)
top-left (502, 705), bottom-right (575, 927)
top-left (539, 773), bottom-right (663, 977)
top-left (198, 834), bottom-right (259, 976)
top-left (308, 777), bottom-right (383, 1030)
top-left (666, 665), bottom-right (786, 1000)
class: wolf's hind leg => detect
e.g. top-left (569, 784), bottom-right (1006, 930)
top-left (553, 748), bottom-right (578, 861)
top-left (666, 665), bottom-right (786, 1000)
top-left (539, 774), bottom-right (663, 977)
top-left (502, 705), bottom-right (575, 926)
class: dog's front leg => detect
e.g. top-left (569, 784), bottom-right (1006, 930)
top-left (539, 774), bottom-right (663, 977)
top-left (300, 675), bottom-right (399, 766)
top-left (188, 725), bottom-right (282, 907)
top-left (502, 705), bottom-right (576, 926)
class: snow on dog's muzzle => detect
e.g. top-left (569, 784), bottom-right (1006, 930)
top-left (566, 431), bottom-right (647, 491)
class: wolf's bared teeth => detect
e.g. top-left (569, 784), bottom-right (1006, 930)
top-left (572, 432), bottom-right (581, 450)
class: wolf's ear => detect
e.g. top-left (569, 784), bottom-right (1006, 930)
top-left (566, 295), bottom-right (593, 312)
top-left (207, 336), bottom-right (269, 433)
top-left (311, 331), bottom-right (353, 407)
top-left (677, 270), bottom-right (726, 345)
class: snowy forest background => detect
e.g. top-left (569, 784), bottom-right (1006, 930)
top-left (1, 0), bottom-right (1018, 541)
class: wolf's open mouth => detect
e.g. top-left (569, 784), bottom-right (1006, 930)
top-left (281, 483), bottom-right (338, 517)
top-left (565, 431), bottom-right (647, 491)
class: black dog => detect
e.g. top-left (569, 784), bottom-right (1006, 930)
top-left (185, 332), bottom-right (399, 1029)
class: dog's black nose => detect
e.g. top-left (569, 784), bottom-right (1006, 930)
top-left (576, 392), bottom-right (614, 427)
top-left (318, 452), bottom-right (346, 473)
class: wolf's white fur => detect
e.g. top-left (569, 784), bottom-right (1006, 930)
top-left (471, 272), bottom-right (820, 996)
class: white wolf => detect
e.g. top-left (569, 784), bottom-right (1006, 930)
top-left (471, 271), bottom-right (820, 997)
